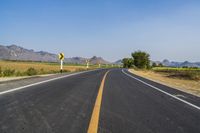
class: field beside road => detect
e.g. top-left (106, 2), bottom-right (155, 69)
top-left (129, 67), bottom-right (200, 97)
top-left (0, 60), bottom-right (97, 77)
top-left (153, 67), bottom-right (200, 80)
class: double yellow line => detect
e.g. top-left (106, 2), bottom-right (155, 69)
top-left (87, 71), bottom-right (109, 133)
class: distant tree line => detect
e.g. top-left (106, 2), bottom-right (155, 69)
top-left (152, 62), bottom-right (163, 67)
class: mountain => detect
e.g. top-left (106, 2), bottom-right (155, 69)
top-left (0, 44), bottom-right (110, 64)
top-left (89, 56), bottom-right (110, 64)
top-left (114, 59), bottom-right (123, 65)
top-left (65, 57), bottom-right (87, 64)
top-left (156, 59), bottom-right (200, 68)
top-left (0, 45), bottom-right (58, 62)
top-left (66, 56), bottom-right (110, 64)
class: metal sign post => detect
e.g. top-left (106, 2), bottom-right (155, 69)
top-left (86, 60), bottom-right (89, 69)
top-left (59, 53), bottom-right (64, 73)
top-left (60, 60), bottom-right (63, 73)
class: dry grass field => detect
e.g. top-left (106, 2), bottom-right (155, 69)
top-left (0, 60), bottom-right (97, 77)
top-left (129, 69), bottom-right (200, 97)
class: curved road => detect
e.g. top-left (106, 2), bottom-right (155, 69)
top-left (0, 69), bottom-right (199, 133)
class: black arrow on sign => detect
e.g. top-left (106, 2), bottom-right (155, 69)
top-left (60, 53), bottom-right (64, 60)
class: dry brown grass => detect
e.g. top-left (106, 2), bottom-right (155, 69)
top-left (0, 60), bottom-right (95, 76)
top-left (129, 69), bottom-right (200, 97)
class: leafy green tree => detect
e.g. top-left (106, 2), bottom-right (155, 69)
top-left (152, 62), bottom-right (157, 67)
top-left (122, 58), bottom-right (134, 68)
top-left (132, 51), bottom-right (150, 69)
top-left (158, 63), bottom-right (164, 67)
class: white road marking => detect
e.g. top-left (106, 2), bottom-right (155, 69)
top-left (174, 94), bottom-right (186, 98)
top-left (122, 69), bottom-right (200, 111)
top-left (0, 69), bottom-right (100, 96)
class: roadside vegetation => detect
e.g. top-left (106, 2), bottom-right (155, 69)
top-left (152, 67), bottom-right (200, 80)
top-left (122, 50), bottom-right (150, 69)
top-left (0, 60), bottom-right (97, 77)
top-left (122, 51), bottom-right (200, 81)
top-left (123, 50), bottom-right (200, 96)
top-left (0, 60), bottom-right (119, 77)
top-left (129, 68), bottom-right (200, 96)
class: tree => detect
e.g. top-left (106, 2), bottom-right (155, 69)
top-left (152, 62), bottom-right (157, 67)
top-left (158, 63), bottom-right (164, 67)
top-left (132, 51), bottom-right (150, 69)
top-left (122, 58), bottom-right (134, 68)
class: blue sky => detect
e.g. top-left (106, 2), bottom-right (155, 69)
top-left (1, 0), bottom-right (200, 62)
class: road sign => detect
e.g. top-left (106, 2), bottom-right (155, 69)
top-left (59, 53), bottom-right (64, 60)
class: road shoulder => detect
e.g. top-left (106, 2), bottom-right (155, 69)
top-left (129, 69), bottom-right (200, 97)
top-left (0, 70), bottom-right (98, 94)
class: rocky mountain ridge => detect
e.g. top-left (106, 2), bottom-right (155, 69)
top-left (0, 44), bottom-right (110, 64)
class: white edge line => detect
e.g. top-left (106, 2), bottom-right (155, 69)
top-left (128, 69), bottom-right (200, 98)
top-left (0, 69), bottom-right (100, 96)
top-left (122, 69), bottom-right (200, 111)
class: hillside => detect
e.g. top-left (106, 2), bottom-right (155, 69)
top-left (0, 45), bottom-right (110, 64)
top-left (161, 59), bottom-right (200, 68)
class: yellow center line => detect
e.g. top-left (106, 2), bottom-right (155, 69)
top-left (87, 71), bottom-right (110, 133)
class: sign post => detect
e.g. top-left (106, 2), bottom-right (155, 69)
top-left (60, 60), bottom-right (63, 73)
top-left (98, 61), bottom-right (101, 68)
top-left (86, 59), bottom-right (89, 69)
top-left (59, 53), bottom-right (64, 73)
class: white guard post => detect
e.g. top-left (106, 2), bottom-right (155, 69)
top-left (60, 60), bottom-right (63, 73)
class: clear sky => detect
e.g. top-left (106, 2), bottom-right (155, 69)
top-left (1, 0), bottom-right (200, 62)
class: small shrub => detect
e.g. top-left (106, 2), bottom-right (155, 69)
top-left (40, 68), bottom-right (45, 74)
top-left (16, 71), bottom-right (24, 76)
top-left (62, 69), bottom-right (71, 73)
top-left (75, 68), bottom-right (85, 72)
top-left (26, 67), bottom-right (37, 76)
top-left (49, 70), bottom-right (59, 74)
top-left (3, 69), bottom-right (15, 77)
top-left (182, 66), bottom-right (188, 68)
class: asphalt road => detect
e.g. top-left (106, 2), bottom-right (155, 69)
top-left (0, 69), bottom-right (200, 133)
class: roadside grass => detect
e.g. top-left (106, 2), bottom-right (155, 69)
top-left (152, 67), bottom-right (200, 80)
top-left (129, 67), bottom-right (200, 96)
top-left (0, 60), bottom-right (98, 77)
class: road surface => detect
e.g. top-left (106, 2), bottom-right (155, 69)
top-left (0, 69), bottom-right (199, 133)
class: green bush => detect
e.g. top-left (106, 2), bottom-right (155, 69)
top-left (122, 58), bottom-right (134, 68)
top-left (3, 69), bottom-right (15, 77)
top-left (26, 67), bottom-right (37, 76)
top-left (132, 51), bottom-right (150, 69)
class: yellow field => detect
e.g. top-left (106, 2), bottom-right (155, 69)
top-left (0, 60), bottom-right (96, 76)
